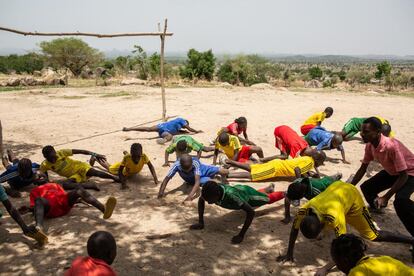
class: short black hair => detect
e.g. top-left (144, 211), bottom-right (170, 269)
top-left (363, 117), bottom-right (382, 131)
top-left (201, 181), bottom-right (221, 201)
top-left (381, 123), bottom-right (392, 137)
top-left (179, 154), bottom-right (193, 169)
top-left (325, 107), bottom-right (334, 114)
top-left (235, 117), bottom-right (247, 124)
top-left (17, 158), bottom-right (33, 179)
top-left (287, 178), bottom-right (309, 200)
top-left (87, 231), bottom-right (117, 265)
top-left (176, 140), bottom-right (188, 152)
top-left (331, 234), bottom-right (366, 268)
top-left (300, 214), bottom-right (323, 239)
top-left (131, 143), bottom-right (142, 153)
top-left (42, 145), bottom-right (55, 156)
top-left (218, 132), bottom-right (229, 145)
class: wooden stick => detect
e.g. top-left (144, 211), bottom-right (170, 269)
top-left (0, 26), bottom-right (173, 38)
top-left (0, 120), bottom-right (3, 158)
top-left (160, 19), bottom-right (168, 121)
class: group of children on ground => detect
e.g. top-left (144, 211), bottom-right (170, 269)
top-left (1, 108), bottom-right (413, 275)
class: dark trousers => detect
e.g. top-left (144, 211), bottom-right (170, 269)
top-left (361, 170), bottom-right (414, 236)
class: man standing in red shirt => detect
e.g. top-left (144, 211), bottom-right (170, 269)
top-left (351, 117), bottom-right (414, 236)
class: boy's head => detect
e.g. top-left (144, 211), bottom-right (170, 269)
top-left (218, 132), bottom-right (230, 146)
top-left (331, 234), bottom-right (366, 274)
top-left (287, 178), bottom-right (309, 200)
top-left (176, 140), bottom-right (188, 153)
top-left (381, 123), bottom-right (392, 137)
top-left (311, 150), bottom-right (326, 167)
top-left (235, 116), bottom-right (247, 129)
top-left (42, 145), bottom-right (57, 163)
top-left (17, 158), bottom-right (34, 179)
top-left (201, 181), bottom-right (222, 204)
top-left (130, 143), bottom-right (143, 162)
top-left (324, 107), bottom-right (334, 118)
top-left (87, 231), bottom-right (117, 265)
top-left (179, 154), bottom-right (193, 172)
top-left (361, 117), bottom-right (382, 144)
top-left (300, 211), bottom-right (323, 239)
top-left (331, 133), bottom-right (343, 149)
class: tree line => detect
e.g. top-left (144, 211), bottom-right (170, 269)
top-left (1, 38), bottom-right (413, 90)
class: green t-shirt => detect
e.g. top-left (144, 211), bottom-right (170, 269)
top-left (342, 117), bottom-right (366, 138)
top-left (166, 135), bottom-right (204, 154)
top-left (216, 184), bottom-right (269, 210)
top-left (304, 176), bottom-right (335, 200)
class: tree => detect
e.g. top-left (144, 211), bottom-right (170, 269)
top-left (40, 38), bottom-right (103, 76)
top-left (132, 45), bottom-right (149, 80)
top-left (148, 53), bottom-right (161, 79)
top-left (308, 66), bottom-right (323, 80)
top-left (0, 53), bottom-right (44, 74)
top-left (375, 61), bottom-right (392, 79)
top-left (179, 49), bottom-right (215, 81)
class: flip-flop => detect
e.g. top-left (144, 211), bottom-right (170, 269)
top-left (103, 196), bottom-right (117, 219)
top-left (26, 227), bottom-right (48, 246)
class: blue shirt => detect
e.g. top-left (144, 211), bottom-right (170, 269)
top-left (306, 126), bottom-right (343, 151)
top-left (158, 117), bottom-right (187, 135)
top-left (0, 162), bottom-right (40, 188)
top-left (167, 157), bottom-right (202, 179)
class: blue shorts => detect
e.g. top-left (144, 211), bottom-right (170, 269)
top-left (179, 165), bottom-right (220, 186)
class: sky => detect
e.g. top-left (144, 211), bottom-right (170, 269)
top-left (0, 0), bottom-right (413, 56)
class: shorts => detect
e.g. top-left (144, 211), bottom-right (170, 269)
top-left (300, 124), bottom-right (316, 135)
top-left (346, 206), bottom-right (379, 241)
top-left (30, 183), bottom-right (72, 218)
top-left (237, 145), bottom-right (251, 163)
top-left (180, 166), bottom-right (220, 186)
top-left (108, 162), bottom-right (139, 176)
top-left (250, 162), bottom-right (278, 182)
top-left (68, 164), bottom-right (91, 183)
top-left (342, 118), bottom-right (361, 139)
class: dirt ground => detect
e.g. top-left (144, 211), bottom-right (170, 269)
top-left (0, 85), bottom-right (413, 275)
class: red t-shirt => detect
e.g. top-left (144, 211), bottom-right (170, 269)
top-left (65, 256), bottom-right (117, 276)
top-left (362, 135), bottom-right (414, 176)
top-left (274, 125), bottom-right (309, 158)
top-left (226, 122), bottom-right (245, 135)
top-left (30, 183), bottom-right (72, 218)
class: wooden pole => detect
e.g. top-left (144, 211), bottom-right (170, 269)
top-left (0, 120), bottom-right (3, 159)
top-left (0, 26), bottom-right (173, 38)
top-left (160, 19), bottom-right (168, 121)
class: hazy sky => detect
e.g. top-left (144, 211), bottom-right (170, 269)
top-left (0, 0), bottom-right (413, 55)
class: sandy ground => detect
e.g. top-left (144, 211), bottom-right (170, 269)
top-left (0, 85), bottom-right (413, 276)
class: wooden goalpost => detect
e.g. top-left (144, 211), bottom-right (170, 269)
top-left (0, 19), bottom-right (173, 121)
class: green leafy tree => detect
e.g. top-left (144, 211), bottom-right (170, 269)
top-left (179, 49), bottom-right (215, 81)
top-left (308, 66), bottom-right (323, 80)
top-left (148, 53), bottom-right (161, 79)
top-left (40, 38), bottom-right (103, 76)
top-left (132, 45), bottom-right (149, 80)
top-left (0, 53), bottom-right (44, 74)
top-left (375, 61), bottom-right (392, 79)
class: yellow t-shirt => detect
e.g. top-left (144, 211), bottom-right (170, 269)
top-left (250, 156), bottom-right (314, 181)
top-left (375, 116), bottom-right (395, 138)
top-left (349, 256), bottom-right (414, 276)
top-left (293, 181), bottom-right (363, 237)
top-left (215, 135), bottom-right (241, 159)
top-left (303, 112), bottom-right (326, 126)
top-left (109, 153), bottom-right (150, 176)
top-left (40, 149), bottom-right (91, 180)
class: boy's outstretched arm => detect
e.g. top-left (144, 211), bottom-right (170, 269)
top-left (294, 167), bottom-right (302, 179)
top-left (277, 224), bottom-right (299, 263)
top-left (282, 197), bottom-right (291, 224)
top-left (196, 150), bottom-right (202, 160)
top-left (163, 151), bottom-right (170, 167)
top-left (158, 176), bottom-right (172, 198)
top-left (72, 149), bottom-right (106, 160)
top-left (260, 154), bottom-right (287, 162)
top-left (340, 147), bottom-right (350, 164)
top-left (117, 165), bottom-right (127, 187)
top-left (184, 175), bottom-right (201, 202)
top-left (351, 163), bottom-right (368, 185)
top-left (212, 149), bottom-right (219, 165)
top-left (232, 149), bottom-right (240, 161)
top-left (147, 161), bottom-right (159, 185)
top-left (184, 124), bottom-right (202, 133)
top-left (2, 199), bottom-right (36, 235)
top-left (232, 203), bottom-right (255, 244)
top-left (190, 197), bottom-right (205, 230)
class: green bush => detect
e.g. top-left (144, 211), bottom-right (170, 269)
top-left (308, 66), bottom-right (323, 79)
top-left (0, 53), bottom-right (44, 74)
top-left (179, 49), bottom-right (215, 81)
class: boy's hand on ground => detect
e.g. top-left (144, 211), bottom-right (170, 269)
top-left (231, 235), bottom-right (244, 244)
top-left (162, 163), bottom-right (170, 167)
top-left (281, 217), bottom-right (291, 224)
top-left (23, 225), bottom-right (38, 236)
top-left (154, 179), bottom-right (160, 185)
top-left (343, 160), bottom-right (351, 164)
top-left (121, 183), bottom-right (129, 190)
top-left (189, 223), bottom-right (204, 230)
top-left (277, 254), bottom-right (295, 263)
top-left (314, 266), bottom-right (329, 276)
top-left (157, 194), bottom-right (164, 199)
